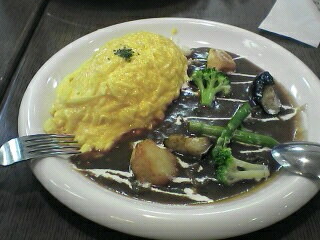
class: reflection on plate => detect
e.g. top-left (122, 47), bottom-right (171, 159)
top-left (18, 18), bottom-right (320, 240)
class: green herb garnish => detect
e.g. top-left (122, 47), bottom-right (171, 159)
top-left (113, 47), bottom-right (134, 61)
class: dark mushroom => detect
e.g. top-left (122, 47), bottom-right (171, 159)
top-left (252, 71), bottom-right (281, 115)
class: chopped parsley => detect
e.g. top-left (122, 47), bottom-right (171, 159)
top-left (113, 47), bottom-right (134, 61)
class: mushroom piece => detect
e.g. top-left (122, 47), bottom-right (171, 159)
top-left (261, 85), bottom-right (281, 115)
top-left (164, 134), bottom-right (212, 156)
top-left (252, 71), bottom-right (281, 115)
top-left (130, 139), bottom-right (178, 186)
top-left (207, 48), bottom-right (236, 72)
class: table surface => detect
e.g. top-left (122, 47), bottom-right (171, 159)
top-left (1, 0), bottom-right (320, 239)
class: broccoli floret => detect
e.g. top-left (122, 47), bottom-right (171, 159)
top-left (192, 68), bottom-right (231, 106)
top-left (212, 146), bottom-right (270, 185)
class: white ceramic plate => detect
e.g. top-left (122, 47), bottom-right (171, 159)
top-left (18, 18), bottom-right (320, 240)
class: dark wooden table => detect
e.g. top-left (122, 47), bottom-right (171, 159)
top-left (1, 0), bottom-right (319, 239)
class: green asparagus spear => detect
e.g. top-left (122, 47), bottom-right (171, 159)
top-left (215, 102), bottom-right (252, 148)
top-left (210, 102), bottom-right (271, 184)
top-left (188, 121), bottom-right (279, 148)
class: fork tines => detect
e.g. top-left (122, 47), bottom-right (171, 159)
top-left (23, 134), bottom-right (78, 146)
top-left (23, 134), bottom-right (76, 141)
top-left (22, 134), bottom-right (81, 157)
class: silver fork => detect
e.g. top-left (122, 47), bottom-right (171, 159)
top-left (0, 134), bottom-right (81, 166)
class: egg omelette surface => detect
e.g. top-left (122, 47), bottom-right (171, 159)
top-left (44, 32), bottom-right (188, 152)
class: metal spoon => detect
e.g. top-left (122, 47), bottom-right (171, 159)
top-left (271, 141), bottom-right (320, 179)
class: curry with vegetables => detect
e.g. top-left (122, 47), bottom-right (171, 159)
top-left (65, 40), bottom-right (302, 204)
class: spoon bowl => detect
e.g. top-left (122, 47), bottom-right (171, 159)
top-left (271, 141), bottom-right (320, 179)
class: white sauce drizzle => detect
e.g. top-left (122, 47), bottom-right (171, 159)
top-left (247, 107), bottom-right (297, 122)
top-left (183, 89), bottom-right (198, 96)
top-left (236, 142), bottom-right (263, 147)
top-left (175, 116), bottom-right (184, 125)
top-left (216, 97), bottom-right (247, 103)
top-left (249, 116), bottom-right (279, 122)
top-left (197, 176), bottom-right (217, 183)
top-left (172, 176), bottom-right (216, 184)
top-left (148, 186), bottom-right (187, 197)
top-left (81, 168), bottom-right (214, 202)
top-left (282, 105), bottom-right (294, 110)
top-left (227, 72), bottom-right (256, 78)
top-left (239, 147), bottom-right (271, 154)
top-left (84, 168), bottom-right (133, 179)
top-left (172, 177), bottom-right (192, 183)
top-left (230, 81), bottom-right (253, 85)
top-left (233, 56), bottom-right (246, 60)
top-left (279, 109), bottom-right (297, 121)
top-left (105, 169), bottom-right (133, 178)
top-left (85, 169), bottom-right (133, 188)
top-left (140, 182), bottom-right (152, 188)
top-left (183, 116), bottom-right (231, 121)
top-left (177, 158), bottom-right (191, 168)
top-left (148, 186), bottom-right (213, 202)
top-left (184, 188), bottom-right (213, 202)
top-left (157, 143), bottom-right (167, 149)
top-left (176, 105), bottom-right (297, 126)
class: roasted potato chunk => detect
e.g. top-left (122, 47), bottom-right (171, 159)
top-left (207, 48), bottom-right (236, 72)
top-left (164, 134), bottom-right (211, 156)
top-left (130, 139), bottom-right (178, 185)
